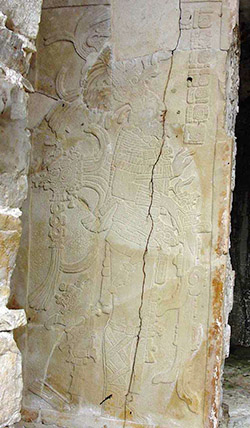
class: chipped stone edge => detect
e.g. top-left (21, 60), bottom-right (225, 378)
top-left (219, 10), bottom-right (240, 427)
top-left (0, 3), bottom-right (42, 427)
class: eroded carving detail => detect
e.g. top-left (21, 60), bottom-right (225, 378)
top-left (14, 1), bottom-right (238, 427)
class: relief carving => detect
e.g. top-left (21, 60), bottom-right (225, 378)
top-left (13, 1), bottom-right (238, 427)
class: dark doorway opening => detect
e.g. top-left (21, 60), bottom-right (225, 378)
top-left (223, 1), bottom-right (250, 426)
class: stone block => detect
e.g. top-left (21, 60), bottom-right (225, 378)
top-left (9, 0), bottom-right (239, 427)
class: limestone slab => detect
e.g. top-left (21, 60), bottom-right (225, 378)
top-left (11, 1), bottom-right (239, 427)
top-left (112, 0), bottom-right (180, 60)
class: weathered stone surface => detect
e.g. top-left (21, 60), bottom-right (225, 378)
top-left (43, 0), bottom-right (111, 7)
top-left (0, 307), bottom-right (26, 331)
top-left (0, 332), bottom-right (23, 428)
top-left (0, 77), bottom-right (30, 209)
top-left (0, 1), bottom-right (42, 427)
top-left (112, 0), bottom-right (180, 60)
top-left (0, 0), bottom-right (42, 40)
top-left (0, 12), bottom-right (37, 75)
top-left (223, 347), bottom-right (250, 427)
top-left (0, 214), bottom-right (22, 308)
top-left (11, 1), bottom-right (238, 427)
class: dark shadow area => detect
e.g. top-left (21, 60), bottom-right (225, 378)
top-left (223, 347), bottom-right (250, 426)
top-left (230, 0), bottom-right (250, 349)
top-left (222, 1), bottom-right (250, 426)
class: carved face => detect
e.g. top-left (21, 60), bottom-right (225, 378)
top-left (130, 89), bottom-right (165, 136)
top-left (113, 63), bottom-right (165, 137)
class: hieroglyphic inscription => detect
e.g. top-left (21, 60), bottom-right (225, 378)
top-left (180, 3), bottom-right (220, 145)
top-left (185, 50), bottom-right (212, 145)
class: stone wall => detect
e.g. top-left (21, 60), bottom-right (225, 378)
top-left (0, 1), bottom-right (42, 427)
top-left (10, 1), bottom-right (239, 427)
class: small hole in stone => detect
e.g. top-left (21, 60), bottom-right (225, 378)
top-left (187, 77), bottom-right (193, 82)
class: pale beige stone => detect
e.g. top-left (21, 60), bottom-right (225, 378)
top-left (10, 0), bottom-right (239, 427)
top-left (43, 0), bottom-right (111, 7)
top-left (0, 1), bottom-right (43, 427)
top-left (0, 214), bottom-right (22, 308)
top-left (112, 0), bottom-right (180, 60)
top-left (0, 308), bottom-right (26, 331)
top-left (0, 332), bottom-right (23, 428)
top-left (0, 0), bottom-right (42, 40)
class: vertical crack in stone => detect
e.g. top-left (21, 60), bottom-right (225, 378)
top-left (123, 6), bottom-right (182, 419)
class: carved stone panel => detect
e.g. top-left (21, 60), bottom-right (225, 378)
top-left (12, 0), bottom-right (238, 427)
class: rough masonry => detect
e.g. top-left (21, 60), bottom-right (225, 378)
top-left (9, 0), bottom-right (238, 427)
top-left (0, 1), bottom-right (43, 427)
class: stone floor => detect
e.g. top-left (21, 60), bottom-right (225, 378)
top-left (222, 346), bottom-right (250, 427)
